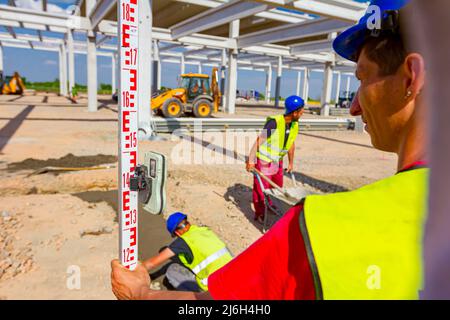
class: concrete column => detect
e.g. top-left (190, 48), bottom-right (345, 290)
top-left (274, 55), bottom-right (282, 108)
top-left (87, 35), bottom-right (98, 112)
top-left (345, 76), bottom-right (351, 99)
top-left (198, 63), bottom-right (202, 74)
top-left (265, 64), bottom-right (272, 104)
top-left (180, 54), bottom-right (185, 74)
top-left (58, 45), bottom-right (67, 96)
top-left (302, 68), bottom-right (310, 103)
top-left (296, 71), bottom-right (301, 96)
top-left (320, 62), bottom-right (334, 116)
top-left (137, 0), bottom-right (153, 139)
top-left (220, 49), bottom-right (226, 107)
top-left (61, 44), bottom-right (68, 96)
top-left (67, 30), bottom-right (75, 97)
top-left (111, 53), bottom-right (116, 94)
top-left (152, 40), bottom-right (161, 92)
top-left (335, 71), bottom-right (341, 104)
top-left (225, 19), bottom-right (239, 114)
top-left (86, 0), bottom-right (98, 111)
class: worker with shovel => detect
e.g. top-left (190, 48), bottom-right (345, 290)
top-left (140, 212), bottom-right (233, 293)
top-left (246, 95), bottom-right (305, 223)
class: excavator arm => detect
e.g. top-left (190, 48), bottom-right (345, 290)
top-left (1, 72), bottom-right (25, 95)
top-left (211, 67), bottom-right (221, 112)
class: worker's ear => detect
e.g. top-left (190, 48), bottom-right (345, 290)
top-left (403, 53), bottom-right (426, 100)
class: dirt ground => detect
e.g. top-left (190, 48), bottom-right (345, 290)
top-left (0, 93), bottom-right (397, 299)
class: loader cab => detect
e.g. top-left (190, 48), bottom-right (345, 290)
top-left (180, 74), bottom-right (211, 102)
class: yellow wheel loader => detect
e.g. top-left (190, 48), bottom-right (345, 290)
top-left (151, 67), bottom-right (221, 118)
top-left (0, 72), bottom-right (26, 95)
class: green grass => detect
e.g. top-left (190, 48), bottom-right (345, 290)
top-left (23, 79), bottom-right (113, 95)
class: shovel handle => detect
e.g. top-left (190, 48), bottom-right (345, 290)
top-left (251, 168), bottom-right (287, 195)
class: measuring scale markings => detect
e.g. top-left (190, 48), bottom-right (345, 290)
top-left (119, 0), bottom-right (139, 270)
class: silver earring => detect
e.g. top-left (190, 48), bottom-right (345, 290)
top-left (405, 90), bottom-right (412, 100)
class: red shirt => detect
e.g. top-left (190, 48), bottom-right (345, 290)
top-left (208, 204), bottom-right (316, 300)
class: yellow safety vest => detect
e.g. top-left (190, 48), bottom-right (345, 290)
top-left (257, 114), bottom-right (299, 163)
top-left (179, 225), bottom-right (233, 291)
top-left (301, 167), bottom-right (428, 300)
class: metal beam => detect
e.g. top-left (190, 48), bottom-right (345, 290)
top-left (0, 4), bottom-right (90, 31)
top-left (96, 35), bottom-right (111, 47)
top-left (174, 0), bottom-right (309, 24)
top-left (183, 46), bottom-right (213, 57)
top-left (97, 21), bottom-right (332, 63)
top-left (89, 0), bottom-right (116, 30)
top-left (291, 39), bottom-right (333, 55)
top-left (98, 22), bottom-right (237, 49)
top-left (6, 26), bottom-right (16, 39)
top-left (238, 17), bottom-right (350, 48)
top-left (170, 0), bottom-right (269, 39)
top-left (37, 30), bottom-right (43, 42)
top-left (251, 0), bottom-right (366, 22)
top-left (0, 32), bottom-right (62, 45)
top-left (225, 19), bottom-right (239, 114)
top-left (159, 43), bottom-right (183, 52)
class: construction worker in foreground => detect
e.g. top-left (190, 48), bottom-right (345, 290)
top-left (140, 212), bottom-right (233, 293)
top-left (246, 95), bottom-right (305, 223)
top-left (111, 0), bottom-right (429, 299)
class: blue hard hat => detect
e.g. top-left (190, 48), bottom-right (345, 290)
top-left (285, 95), bottom-right (305, 115)
top-left (166, 212), bottom-right (187, 235)
top-left (333, 0), bottom-right (410, 62)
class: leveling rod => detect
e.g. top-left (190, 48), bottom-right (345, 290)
top-left (118, 0), bottom-right (139, 270)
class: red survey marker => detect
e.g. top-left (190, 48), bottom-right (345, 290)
top-left (118, 0), bottom-right (139, 270)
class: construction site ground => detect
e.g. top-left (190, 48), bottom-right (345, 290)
top-left (0, 92), bottom-right (396, 299)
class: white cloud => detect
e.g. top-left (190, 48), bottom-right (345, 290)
top-left (44, 59), bottom-right (57, 66)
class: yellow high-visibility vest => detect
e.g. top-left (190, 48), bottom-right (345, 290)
top-left (179, 225), bottom-right (233, 291)
top-left (301, 167), bottom-right (428, 299)
top-left (257, 114), bottom-right (299, 163)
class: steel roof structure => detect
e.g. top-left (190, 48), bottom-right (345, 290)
top-left (0, 0), bottom-right (366, 122)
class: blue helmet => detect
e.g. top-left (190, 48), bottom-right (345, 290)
top-left (333, 0), bottom-right (410, 62)
top-left (285, 95), bottom-right (305, 115)
top-left (166, 212), bottom-right (187, 235)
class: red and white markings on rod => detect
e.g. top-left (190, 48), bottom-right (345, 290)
top-left (119, 0), bottom-right (138, 270)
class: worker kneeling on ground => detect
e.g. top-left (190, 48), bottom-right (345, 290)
top-left (246, 95), bottom-right (305, 223)
top-left (140, 212), bottom-right (233, 293)
top-left (111, 0), bottom-right (430, 300)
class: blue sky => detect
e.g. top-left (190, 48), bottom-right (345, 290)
top-left (1, 0), bottom-right (362, 99)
